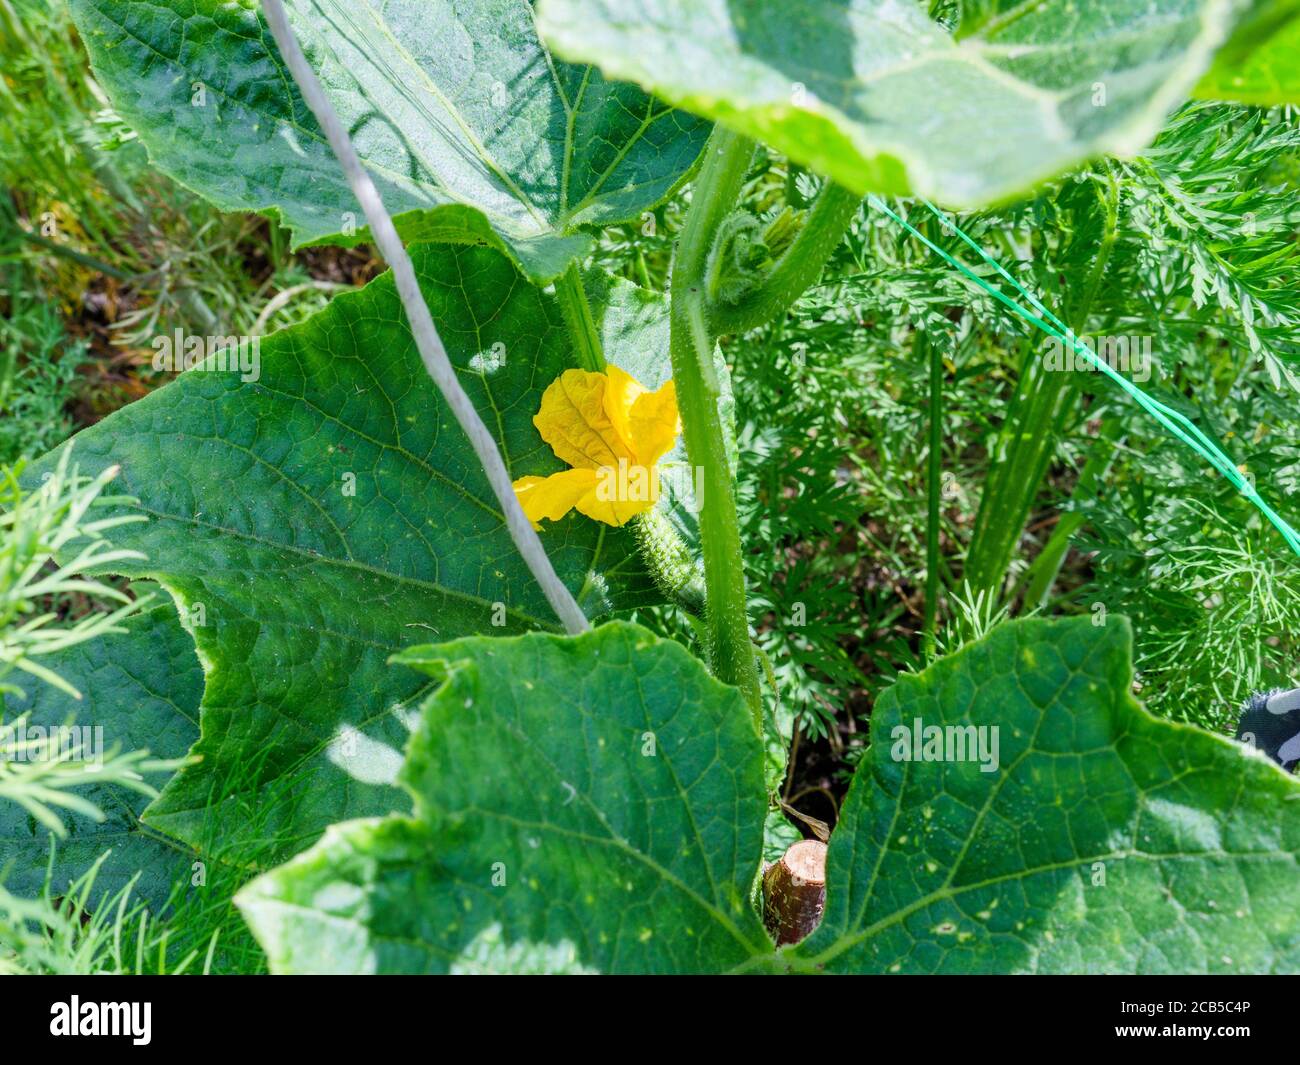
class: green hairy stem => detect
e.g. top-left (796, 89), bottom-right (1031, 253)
top-left (668, 127), bottom-right (763, 722)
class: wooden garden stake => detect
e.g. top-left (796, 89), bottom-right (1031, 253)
top-left (763, 839), bottom-right (827, 946)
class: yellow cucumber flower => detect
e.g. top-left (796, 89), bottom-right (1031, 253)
top-left (512, 365), bottom-right (680, 528)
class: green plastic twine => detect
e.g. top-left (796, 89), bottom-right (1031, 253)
top-left (865, 193), bottom-right (1300, 558)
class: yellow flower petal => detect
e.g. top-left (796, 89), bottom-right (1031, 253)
top-left (576, 461), bottom-right (659, 527)
top-left (519, 366), bottom-right (680, 528)
top-left (512, 468), bottom-right (601, 527)
top-left (532, 369), bottom-right (632, 471)
top-left (601, 364), bottom-right (646, 457)
top-left (628, 379), bottom-right (680, 468)
top-left (512, 463), bottom-right (658, 528)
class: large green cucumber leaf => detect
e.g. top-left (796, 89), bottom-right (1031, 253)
top-left (1193, 0), bottom-right (1300, 103)
top-left (0, 593), bottom-right (201, 904)
top-left (791, 617), bottom-right (1300, 973)
top-left (536, 0), bottom-right (1256, 208)
top-left (236, 622), bottom-right (771, 973)
top-left (29, 244), bottom-right (667, 865)
top-left (237, 618), bottom-right (1300, 973)
top-left (68, 0), bottom-right (708, 282)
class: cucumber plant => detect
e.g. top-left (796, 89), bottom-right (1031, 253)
top-left (7, 0), bottom-right (1300, 973)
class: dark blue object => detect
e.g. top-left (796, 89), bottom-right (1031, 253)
top-left (1236, 687), bottom-right (1300, 773)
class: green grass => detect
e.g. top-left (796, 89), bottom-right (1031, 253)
top-left (0, 0), bottom-right (372, 466)
top-left (0, 303), bottom-right (86, 466)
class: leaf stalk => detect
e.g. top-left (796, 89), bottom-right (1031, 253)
top-left (555, 262), bottom-right (606, 371)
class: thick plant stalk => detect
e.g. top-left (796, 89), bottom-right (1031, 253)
top-left (261, 0), bottom-right (588, 636)
top-left (669, 127), bottom-right (763, 720)
top-left (762, 839), bottom-right (827, 946)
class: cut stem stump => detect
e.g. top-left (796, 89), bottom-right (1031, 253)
top-left (763, 839), bottom-right (827, 946)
